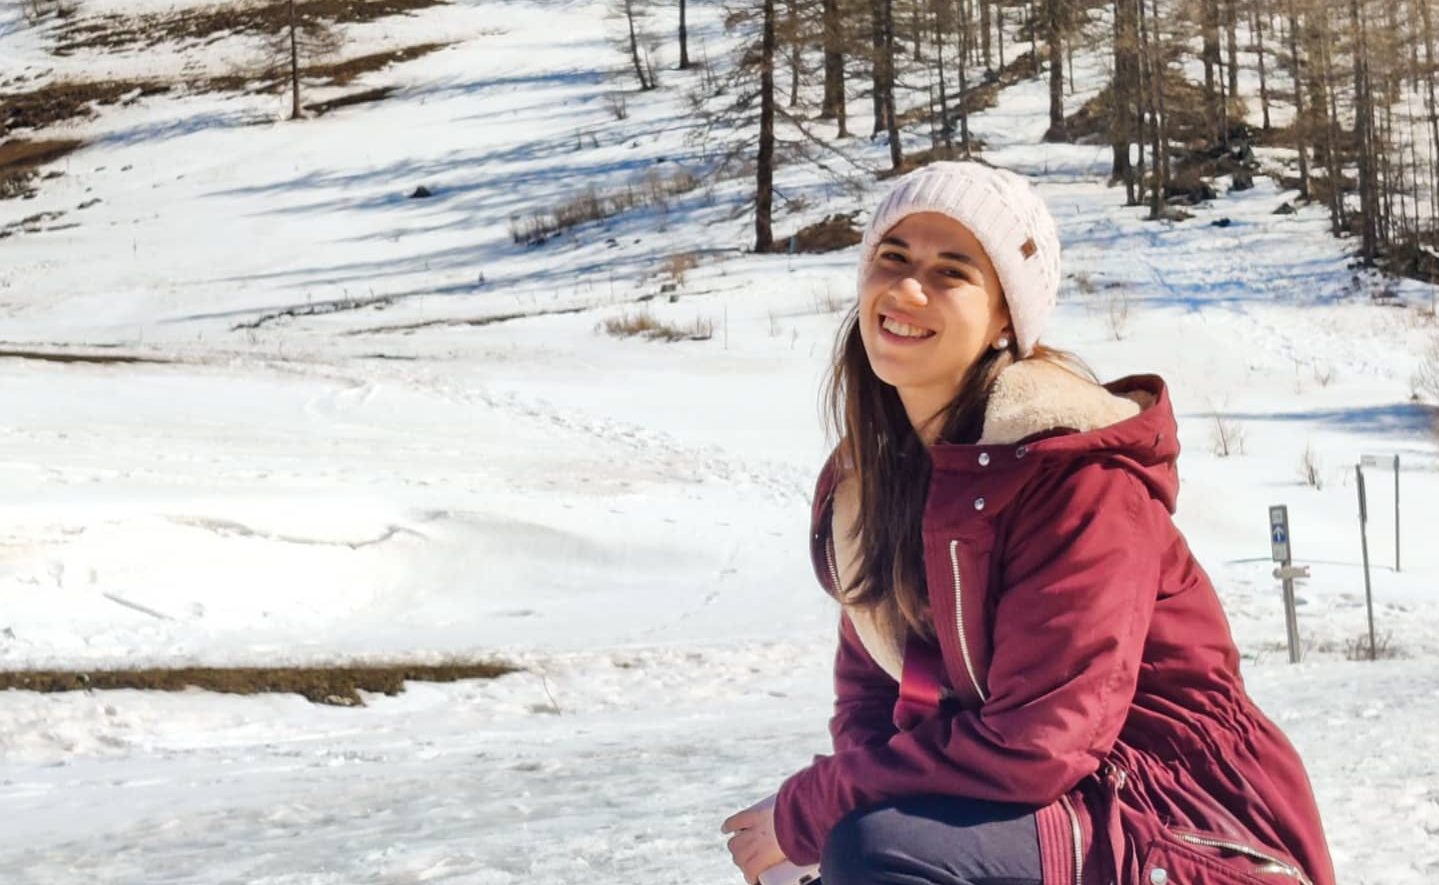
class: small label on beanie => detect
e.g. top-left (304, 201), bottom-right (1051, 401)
top-left (1020, 237), bottom-right (1037, 258)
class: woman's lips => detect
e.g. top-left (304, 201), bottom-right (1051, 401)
top-left (879, 313), bottom-right (936, 343)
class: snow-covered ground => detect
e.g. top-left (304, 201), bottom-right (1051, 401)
top-left (2, 0), bottom-right (1437, 881)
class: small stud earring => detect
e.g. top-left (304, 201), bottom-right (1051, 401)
top-left (994, 336), bottom-right (1011, 351)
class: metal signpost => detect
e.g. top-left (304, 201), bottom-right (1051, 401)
top-left (1359, 453), bottom-right (1400, 572)
top-left (1355, 467), bottom-right (1378, 661)
top-left (1268, 505), bottom-right (1305, 664)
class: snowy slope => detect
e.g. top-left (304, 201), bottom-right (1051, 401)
top-left (2, 0), bottom-right (1437, 882)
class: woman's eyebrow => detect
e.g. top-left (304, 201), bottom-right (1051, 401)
top-left (939, 252), bottom-right (979, 266)
top-left (880, 235), bottom-right (979, 266)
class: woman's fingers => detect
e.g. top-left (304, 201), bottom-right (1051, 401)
top-left (721, 808), bottom-right (755, 834)
top-left (726, 830), bottom-right (756, 860)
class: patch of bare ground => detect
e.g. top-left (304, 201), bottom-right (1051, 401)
top-left (0, 348), bottom-right (172, 364)
top-left (1, 79), bottom-right (172, 138)
top-left (302, 42), bottom-right (448, 88)
top-left (0, 136), bottom-right (83, 200)
top-left (304, 84), bottom-right (396, 115)
top-left (0, 659), bottom-right (518, 707)
top-left (50, 0), bottom-right (449, 55)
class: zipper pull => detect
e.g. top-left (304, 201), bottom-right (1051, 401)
top-left (1102, 761), bottom-right (1127, 792)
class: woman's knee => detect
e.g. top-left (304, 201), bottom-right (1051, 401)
top-left (821, 806), bottom-right (911, 885)
top-left (818, 798), bottom-right (1042, 885)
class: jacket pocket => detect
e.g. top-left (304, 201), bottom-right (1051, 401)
top-left (1142, 829), bottom-right (1311, 885)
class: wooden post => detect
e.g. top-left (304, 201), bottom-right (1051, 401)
top-left (1356, 466), bottom-right (1378, 661)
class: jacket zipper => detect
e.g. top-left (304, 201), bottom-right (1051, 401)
top-left (1058, 793), bottom-right (1084, 885)
top-left (947, 539), bottom-right (988, 703)
top-left (825, 532), bottom-right (842, 596)
top-left (1174, 833), bottom-right (1311, 884)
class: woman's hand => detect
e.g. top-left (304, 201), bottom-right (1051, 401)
top-left (721, 795), bottom-right (787, 884)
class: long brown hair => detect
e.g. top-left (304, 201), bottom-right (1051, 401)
top-left (823, 305), bottom-right (1088, 641)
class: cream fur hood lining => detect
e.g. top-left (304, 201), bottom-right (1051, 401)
top-left (976, 359), bottom-right (1147, 446)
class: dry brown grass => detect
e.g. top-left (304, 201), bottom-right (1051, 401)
top-left (601, 309), bottom-right (713, 342)
top-left (0, 660), bottom-right (517, 707)
top-left (663, 251), bottom-right (699, 285)
top-left (1209, 411), bottom-right (1247, 458)
top-left (509, 167), bottom-right (700, 246)
top-left (1415, 335), bottom-right (1439, 403)
top-left (767, 211), bottom-right (862, 254)
top-left (1344, 631), bottom-right (1402, 661)
top-left (1298, 444), bottom-right (1324, 489)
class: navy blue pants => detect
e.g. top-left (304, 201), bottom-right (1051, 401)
top-left (820, 796), bottom-right (1043, 885)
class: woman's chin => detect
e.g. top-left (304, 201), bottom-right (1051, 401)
top-left (869, 365), bottom-right (931, 391)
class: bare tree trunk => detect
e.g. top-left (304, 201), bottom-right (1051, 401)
top-left (288, 0), bottom-right (301, 120)
top-left (1349, 0), bottom-right (1379, 261)
top-left (1314, 3), bottom-right (1345, 233)
top-left (1253, 0), bottom-right (1271, 130)
top-left (820, 0), bottom-right (849, 135)
top-left (1112, 0), bottom-right (1139, 194)
top-left (1286, 0), bottom-right (1309, 195)
top-left (786, 0), bottom-right (800, 105)
top-left (996, 0), bottom-right (1005, 69)
top-left (1029, 0), bottom-right (1038, 67)
top-left (883, 0), bottom-right (904, 168)
top-left (936, 0), bottom-right (953, 154)
top-left (756, 0), bottom-right (776, 252)
top-left (1381, 0), bottom-right (1401, 248)
top-left (1403, 4), bottom-right (1425, 242)
top-left (913, 2), bottom-right (924, 60)
top-left (1224, 0), bottom-right (1239, 110)
top-left (1067, 23), bottom-right (1075, 94)
top-left (957, 0), bottom-right (972, 153)
top-left (961, 0), bottom-right (973, 63)
top-left (872, 0), bottom-right (887, 135)
top-left (679, 0), bottom-right (690, 68)
top-left (1046, 0), bottom-right (1065, 136)
top-left (979, 0), bottom-right (992, 69)
top-left (1147, 0), bottom-right (1170, 213)
top-left (1133, 0), bottom-right (1148, 206)
top-left (1201, 0), bottom-right (1221, 143)
top-left (1141, 0), bottom-right (1161, 215)
top-left (625, 0), bottom-right (652, 90)
top-left (1417, 0), bottom-right (1439, 232)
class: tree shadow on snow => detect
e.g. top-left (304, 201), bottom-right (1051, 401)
top-left (1203, 403), bottom-right (1437, 441)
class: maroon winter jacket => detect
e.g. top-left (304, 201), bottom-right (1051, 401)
top-left (773, 371), bottom-right (1335, 885)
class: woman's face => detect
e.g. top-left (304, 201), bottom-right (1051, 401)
top-left (857, 211), bottom-right (1011, 406)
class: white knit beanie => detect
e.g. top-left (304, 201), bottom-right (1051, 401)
top-left (857, 161), bottom-right (1062, 357)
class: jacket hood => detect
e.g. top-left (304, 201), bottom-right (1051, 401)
top-left (933, 359), bottom-right (1182, 513)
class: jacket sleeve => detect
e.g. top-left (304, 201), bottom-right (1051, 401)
top-left (829, 612), bottom-right (900, 753)
top-left (773, 461), bottom-right (1162, 865)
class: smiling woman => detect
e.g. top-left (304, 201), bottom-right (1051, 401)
top-left (857, 212), bottom-right (1012, 445)
top-left (721, 161), bottom-right (1336, 885)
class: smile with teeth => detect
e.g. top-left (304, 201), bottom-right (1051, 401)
top-left (881, 315), bottom-right (936, 339)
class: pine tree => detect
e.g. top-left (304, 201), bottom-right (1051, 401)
top-left (263, 0), bottom-right (342, 121)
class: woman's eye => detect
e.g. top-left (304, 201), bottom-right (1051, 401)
top-left (940, 267), bottom-right (970, 280)
top-left (880, 251), bottom-right (906, 262)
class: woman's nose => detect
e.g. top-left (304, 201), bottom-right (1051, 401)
top-left (894, 277), bottom-right (927, 307)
